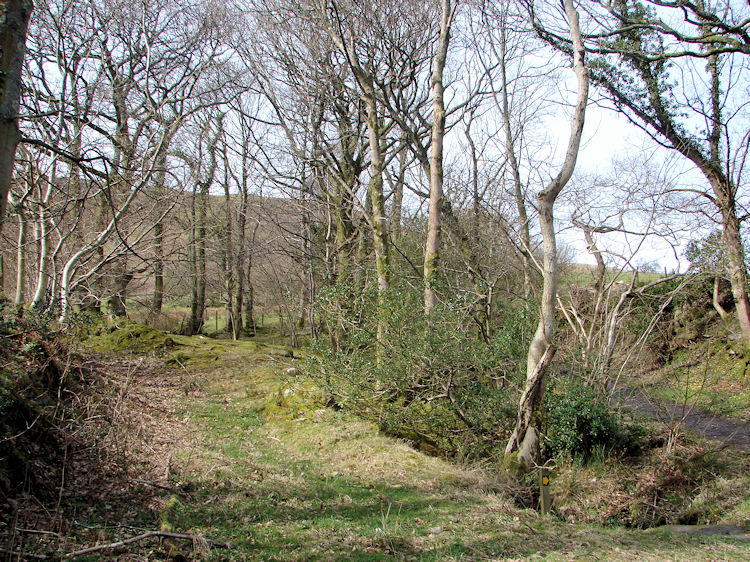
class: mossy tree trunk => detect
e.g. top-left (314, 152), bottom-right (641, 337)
top-left (424, 0), bottom-right (455, 315)
top-left (323, 9), bottom-right (391, 352)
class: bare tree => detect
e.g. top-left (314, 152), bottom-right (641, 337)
top-left (505, 0), bottom-right (589, 472)
top-left (533, 0), bottom-right (750, 339)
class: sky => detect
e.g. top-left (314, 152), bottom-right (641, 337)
top-left (543, 89), bottom-right (707, 275)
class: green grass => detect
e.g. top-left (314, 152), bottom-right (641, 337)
top-left (66, 324), bottom-right (750, 560)
top-left (635, 338), bottom-right (750, 422)
top-left (559, 263), bottom-right (666, 290)
top-left (124, 336), bottom-right (749, 561)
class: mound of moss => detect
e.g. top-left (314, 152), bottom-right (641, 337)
top-left (89, 322), bottom-right (176, 354)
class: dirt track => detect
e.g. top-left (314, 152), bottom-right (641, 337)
top-left (615, 387), bottom-right (750, 451)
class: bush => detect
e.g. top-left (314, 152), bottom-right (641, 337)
top-left (309, 284), bottom-right (534, 460)
top-left (544, 377), bottom-right (643, 461)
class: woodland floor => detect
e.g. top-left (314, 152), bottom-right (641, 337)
top-left (3, 330), bottom-right (750, 560)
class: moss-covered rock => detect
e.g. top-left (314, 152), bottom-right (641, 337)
top-left (88, 322), bottom-right (175, 354)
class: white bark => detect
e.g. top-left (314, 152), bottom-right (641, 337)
top-left (14, 206), bottom-right (25, 306)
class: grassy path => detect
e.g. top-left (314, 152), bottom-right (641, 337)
top-left (83, 329), bottom-right (750, 560)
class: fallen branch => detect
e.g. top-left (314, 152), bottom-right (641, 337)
top-left (64, 531), bottom-right (231, 558)
top-left (131, 478), bottom-right (178, 492)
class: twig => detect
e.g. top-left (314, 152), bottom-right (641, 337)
top-left (0, 414), bottom-right (41, 443)
top-left (131, 478), bottom-right (176, 492)
top-left (17, 528), bottom-right (60, 536)
top-left (0, 548), bottom-right (51, 560)
top-left (63, 531), bottom-right (231, 558)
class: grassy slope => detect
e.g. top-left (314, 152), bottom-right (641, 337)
top-left (636, 335), bottom-right (750, 423)
top-left (77, 325), bottom-right (750, 561)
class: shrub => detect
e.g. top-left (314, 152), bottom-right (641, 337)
top-left (309, 285), bottom-right (534, 460)
top-left (544, 377), bottom-right (643, 461)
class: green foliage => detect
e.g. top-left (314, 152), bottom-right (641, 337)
top-left (544, 378), bottom-right (644, 462)
top-left (310, 284), bottom-right (534, 460)
top-left (685, 231), bottom-right (726, 273)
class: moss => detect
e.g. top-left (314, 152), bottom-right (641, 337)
top-left (160, 495), bottom-right (181, 532)
top-left (502, 451), bottom-right (522, 477)
top-left (88, 322), bottom-right (174, 354)
top-left (262, 372), bottom-right (325, 420)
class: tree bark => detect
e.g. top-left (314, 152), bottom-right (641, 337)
top-left (424, 0), bottom-right (454, 315)
top-left (13, 203), bottom-right (24, 305)
top-left (0, 0), bottom-right (32, 235)
top-left (712, 275), bottom-right (728, 320)
top-left (151, 134), bottom-right (172, 314)
top-left (720, 206), bottom-right (750, 338)
top-left (222, 147), bottom-right (237, 339)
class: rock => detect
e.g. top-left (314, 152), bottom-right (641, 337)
top-left (428, 526), bottom-right (443, 535)
top-left (728, 333), bottom-right (743, 341)
top-left (286, 367), bottom-right (300, 376)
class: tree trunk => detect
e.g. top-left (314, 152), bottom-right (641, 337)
top-left (107, 269), bottom-right (132, 318)
top-left (30, 203), bottom-right (52, 310)
top-left (705, 47), bottom-right (750, 339)
top-left (0, 0), bottom-right (32, 235)
top-left (713, 275), bottom-right (728, 320)
top-left (222, 152), bottom-right (237, 339)
top-left (364, 95), bottom-right (390, 298)
top-left (720, 206), bottom-right (750, 338)
top-left (323, 16), bottom-right (389, 317)
top-left (189, 180), bottom-right (208, 335)
top-left (391, 137), bottom-right (407, 240)
top-left (243, 274), bottom-right (255, 334)
top-left (505, 0), bottom-right (588, 470)
top-left (14, 204), bottom-right (25, 306)
top-left (424, 0), bottom-right (453, 315)
top-left (151, 139), bottom-right (170, 314)
top-left (355, 189), bottom-right (372, 289)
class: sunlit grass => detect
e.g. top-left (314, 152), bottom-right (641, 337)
top-left (148, 336), bottom-right (750, 561)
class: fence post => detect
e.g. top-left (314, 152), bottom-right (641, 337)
top-left (539, 467), bottom-right (551, 516)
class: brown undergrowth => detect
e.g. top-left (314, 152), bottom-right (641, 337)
top-left (0, 311), bottom-right (192, 559)
top-left (551, 431), bottom-right (749, 530)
